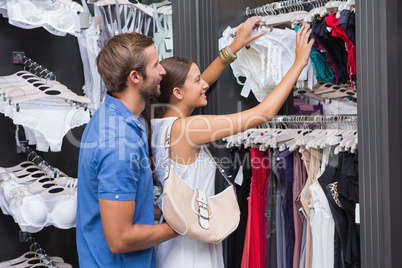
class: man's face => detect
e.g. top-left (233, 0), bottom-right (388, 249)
top-left (139, 45), bottom-right (166, 100)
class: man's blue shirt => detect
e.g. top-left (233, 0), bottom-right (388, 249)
top-left (76, 93), bottom-right (155, 267)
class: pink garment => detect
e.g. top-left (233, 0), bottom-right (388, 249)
top-left (305, 221), bottom-right (313, 268)
top-left (326, 13), bottom-right (356, 85)
top-left (293, 152), bottom-right (308, 268)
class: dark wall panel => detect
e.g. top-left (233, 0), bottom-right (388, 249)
top-left (357, 0), bottom-right (402, 267)
top-left (0, 16), bottom-right (83, 267)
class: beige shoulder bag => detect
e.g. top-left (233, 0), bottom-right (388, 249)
top-left (161, 119), bottom-right (241, 244)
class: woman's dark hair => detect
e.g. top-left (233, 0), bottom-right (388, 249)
top-left (156, 57), bottom-right (193, 104)
top-left (142, 57), bottom-right (193, 185)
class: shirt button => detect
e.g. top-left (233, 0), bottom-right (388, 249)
top-left (115, 195), bottom-right (119, 199)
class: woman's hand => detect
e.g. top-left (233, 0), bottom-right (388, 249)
top-left (229, 16), bottom-right (266, 54)
top-left (294, 25), bottom-right (315, 68)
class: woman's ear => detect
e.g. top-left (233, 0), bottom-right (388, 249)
top-left (172, 87), bottom-right (184, 100)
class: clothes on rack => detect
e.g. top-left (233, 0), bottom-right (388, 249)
top-left (1, 0), bottom-right (81, 36)
top-left (0, 156), bottom-right (77, 233)
top-left (77, 0), bottom-right (157, 112)
top-left (222, 1), bottom-right (356, 103)
top-left (153, 3), bottom-right (173, 61)
top-left (294, 81), bottom-right (357, 115)
top-left (219, 26), bottom-right (316, 102)
top-left (76, 0), bottom-right (103, 113)
top-left (295, 25), bottom-right (335, 83)
top-left (223, 115), bottom-right (359, 268)
top-left (0, 70), bottom-right (91, 152)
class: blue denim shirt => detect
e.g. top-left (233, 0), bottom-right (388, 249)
top-left (76, 93), bottom-right (155, 267)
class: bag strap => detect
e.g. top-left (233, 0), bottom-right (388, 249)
top-left (164, 118), bottom-right (233, 186)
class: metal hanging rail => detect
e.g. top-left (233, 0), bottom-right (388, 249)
top-left (22, 56), bottom-right (55, 80)
top-left (245, 0), bottom-right (331, 17)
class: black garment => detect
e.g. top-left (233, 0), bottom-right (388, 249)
top-left (318, 165), bottom-right (348, 268)
top-left (278, 149), bottom-right (295, 268)
top-left (226, 146), bottom-right (252, 268)
top-left (312, 18), bottom-right (349, 84)
top-left (339, 10), bottom-right (356, 45)
top-left (337, 152), bottom-right (360, 267)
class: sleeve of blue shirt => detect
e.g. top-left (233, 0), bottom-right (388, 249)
top-left (95, 137), bottom-right (140, 201)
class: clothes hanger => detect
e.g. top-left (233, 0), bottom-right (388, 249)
top-left (10, 90), bottom-right (91, 107)
top-left (4, 83), bottom-right (69, 99)
top-left (282, 129), bottom-right (312, 152)
top-left (0, 161), bottom-right (36, 174)
top-left (273, 128), bottom-right (302, 148)
top-left (96, 0), bottom-right (154, 18)
top-left (56, 0), bottom-right (84, 13)
top-left (12, 166), bottom-right (42, 178)
top-left (0, 251), bottom-right (63, 268)
top-left (0, 71), bottom-right (33, 82)
top-left (294, 87), bottom-right (324, 102)
top-left (153, 0), bottom-right (172, 9)
top-left (39, 185), bottom-right (77, 200)
top-left (12, 172), bottom-right (52, 186)
top-left (262, 0), bottom-right (308, 27)
top-left (320, 89), bottom-right (357, 99)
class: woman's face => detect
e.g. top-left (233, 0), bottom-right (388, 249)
top-left (180, 63), bottom-right (209, 108)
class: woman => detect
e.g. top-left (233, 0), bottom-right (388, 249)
top-left (151, 17), bottom-right (314, 268)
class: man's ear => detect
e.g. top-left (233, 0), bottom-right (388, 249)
top-left (127, 70), bottom-right (142, 85)
top-left (172, 87), bottom-right (184, 100)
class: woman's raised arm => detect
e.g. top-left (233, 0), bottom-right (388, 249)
top-left (172, 26), bottom-right (314, 148)
top-left (201, 16), bottom-right (266, 86)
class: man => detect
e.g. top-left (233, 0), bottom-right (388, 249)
top-left (76, 32), bottom-right (177, 267)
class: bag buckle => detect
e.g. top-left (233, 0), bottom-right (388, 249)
top-left (195, 190), bottom-right (210, 230)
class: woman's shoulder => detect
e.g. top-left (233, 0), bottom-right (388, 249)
top-left (151, 117), bottom-right (179, 148)
top-left (151, 116), bottom-right (178, 130)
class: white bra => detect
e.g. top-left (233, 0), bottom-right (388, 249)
top-left (0, 162), bottom-right (78, 233)
top-left (6, 0), bottom-right (79, 36)
top-left (7, 185), bottom-right (77, 233)
top-left (219, 27), bottom-right (316, 101)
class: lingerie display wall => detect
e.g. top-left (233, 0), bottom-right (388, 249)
top-left (223, 115), bottom-right (360, 268)
top-left (0, 1), bottom-right (172, 266)
top-left (0, 1), bottom-right (91, 266)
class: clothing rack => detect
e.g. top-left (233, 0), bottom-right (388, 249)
top-left (245, 0), bottom-right (330, 17)
top-left (271, 114), bottom-right (357, 122)
top-left (19, 232), bottom-right (59, 268)
top-left (257, 114), bottom-right (357, 129)
top-left (19, 144), bottom-right (61, 178)
top-left (22, 56), bottom-right (55, 80)
top-left (264, 114), bottom-right (357, 124)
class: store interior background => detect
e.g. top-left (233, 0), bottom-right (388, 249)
top-left (0, 0), bottom-right (401, 267)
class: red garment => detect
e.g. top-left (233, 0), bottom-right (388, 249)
top-left (326, 13), bottom-right (356, 85)
top-left (241, 196), bottom-right (252, 268)
top-left (249, 149), bottom-right (270, 268)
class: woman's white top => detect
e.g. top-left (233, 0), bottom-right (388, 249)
top-left (151, 117), bottom-right (224, 268)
